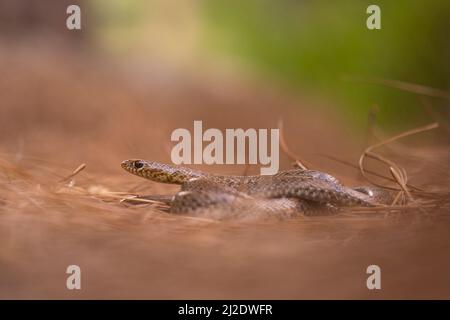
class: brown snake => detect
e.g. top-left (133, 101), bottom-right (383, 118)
top-left (121, 159), bottom-right (391, 216)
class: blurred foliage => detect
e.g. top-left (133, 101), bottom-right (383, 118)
top-left (201, 0), bottom-right (450, 128)
top-left (92, 0), bottom-right (151, 51)
top-left (90, 0), bottom-right (450, 129)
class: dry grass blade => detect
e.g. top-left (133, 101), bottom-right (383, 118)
top-left (343, 75), bottom-right (450, 100)
top-left (389, 166), bottom-right (413, 202)
top-left (362, 151), bottom-right (406, 191)
top-left (359, 122), bottom-right (439, 192)
top-left (278, 118), bottom-right (309, 170)
top-left (317, 153), bottom-right (423, 191)
top-left (120, 197), bottom-right (164, 204)
top-left (391, 191), bottom-right (403, 206)
top-left (347, 201), bottom-right (444, 213)
top-left (58, 163), bottom-right (87, 183)
top-left (420, 96), bottom-right (450, 135)
top-left (120, 196), bottom-right (171, 211)
top-left (365, 123), bottom-right (438, 151)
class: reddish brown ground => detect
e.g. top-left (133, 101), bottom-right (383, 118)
top-left (0, 45), bottom-right (449, 299)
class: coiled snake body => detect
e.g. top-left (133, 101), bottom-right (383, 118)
top-left (121, 160), bottom-right (390, 216)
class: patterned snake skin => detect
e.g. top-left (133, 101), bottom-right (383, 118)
top-left (121, 159), bottom-right (391, 216)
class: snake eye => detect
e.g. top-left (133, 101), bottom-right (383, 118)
top-left (134, 161), bottom-right (144, 169)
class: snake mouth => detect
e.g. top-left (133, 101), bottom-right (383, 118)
top-left (121, 160), bottom-right (132, 170)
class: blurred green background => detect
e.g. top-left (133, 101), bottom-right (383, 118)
top-left (203, 0), bottom-right (450, 128)
top-left (90, 0), bottom-right (450, 129)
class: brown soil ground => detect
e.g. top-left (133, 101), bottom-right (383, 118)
top-left (0, 44), bottom-right (449, 299)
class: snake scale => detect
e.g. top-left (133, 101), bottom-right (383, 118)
top-left (121, 159), bottom-right (391, 216)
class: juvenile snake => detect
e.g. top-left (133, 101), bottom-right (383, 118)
top-left (121, 159), bottom-right (390, 216)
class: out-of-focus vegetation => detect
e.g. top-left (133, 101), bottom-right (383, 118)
top-left (91, 0), bottom-right (450, 129)
top-left (201, 0), bottom-right (450, 127)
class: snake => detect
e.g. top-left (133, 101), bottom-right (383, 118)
top-left (121, 159), bottom-right (391, 216)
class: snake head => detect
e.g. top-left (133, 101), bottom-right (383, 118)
top-left (121, 159), bottom-right (206, 183)
top-left (121, 159), bottom-right (147, 174)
